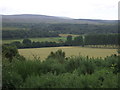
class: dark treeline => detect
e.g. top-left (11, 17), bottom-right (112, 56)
top-left (2, 30), bottom-right (59, 39)
top-left (10, 39), bottom-right (62, 49)
top-left (84, 34), bottom-right (119, 45)
top-left (46, 24), bottom-right (117, 34)
top-left (6, 34), bottom-right (119, 49)
top-left (66, 34), bottom-right (119, 46)
top-left (3, 23), bottom-right (118, 39)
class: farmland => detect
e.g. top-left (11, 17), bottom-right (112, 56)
top-left (2, 14), bottom-right (119, 88)
top-left (18, 46), bottom-right (118, 60)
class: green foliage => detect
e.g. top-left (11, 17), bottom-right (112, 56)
top-left (22, 73), bottom-right (96, 88)
top-left (22, 38), bottom-right (32, 45)
top-left (22, 73), bottom-right (59, 88)
top-left (47, 49), bottom-right (65, 63)
top-left (84, 34), bottom-right (119, 45)
top-left (66, 35), bottom-right (72, 45)
top-left (93, 69), bottom-right (118, 88)
top-left (73, 36), bottom-right (84, 46)
top-left (22, 71), bottom-right (118, 88)
top-left (65, 56), bottom-right (95, 75)
top-left (3, 23), bottom-right (118, 39)
top-left (118, 49), bottom-right (120, 54)
top-left (102, 74), bottom-right (118, 88)
top-left (2, 71), bottom-right (23, 89)
top-left (40, 59), bottom-right (66, 74)
top-left (2, 29), bottom-right (59, 39)
top-left (14, 54), bottom-right (26, 61)
top-left (10, 41), bottom-right (21, 48)
top-left (2, 59), bottom-right (23, 89)
top-left (8, 40), bottom-right (61, 49)
top-left (67, 35), bottom-right (72, 41)
top-left (65, 35), bottom-right (84, 46)
top-left (2, 51), bottom-right (119, 88)
top-left (10, 60), bottom-right (42, 80)
top-left (5, 33), bottom-right (119, 49)
top-left (2, 45), bottom-right (19, 62)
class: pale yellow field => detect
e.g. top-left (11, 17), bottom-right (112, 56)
top-left (59, 34), bottom-right (79, 37)
top-left (18, 46), bottom-right (118, 60)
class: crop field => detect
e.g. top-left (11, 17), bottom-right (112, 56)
top-left (2, 37), bottom-right (66, 44)
top-left (18, 46), bottom-right (118, 60)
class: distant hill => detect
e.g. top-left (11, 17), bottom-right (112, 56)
top-left (2, 14), bottom-right (117, 25)
top-left (2, 14), bottom-right (118, 39)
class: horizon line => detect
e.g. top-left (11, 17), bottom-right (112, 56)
top-left (1, 14), bottom-right (118, 20)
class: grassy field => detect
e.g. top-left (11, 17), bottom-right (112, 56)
top-left (2, 37), bottom-right (66, 44)
top-left (18, 46), bottom-right (118, 60)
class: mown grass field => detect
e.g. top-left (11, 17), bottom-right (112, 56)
top-left (18, 46), bottom-right (118, 60)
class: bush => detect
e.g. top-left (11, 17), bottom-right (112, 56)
top-left (22, 73), bottom-right (59, 88)
top-left (57, 73), bottom-right (84, 88)
top-left (9, 60), bottom-right (42, 80)
top-left (65, 56), bottom-right (84, 72)
top-left (92, 69), bottom-right (118, 88)
top-left (41, 59), bottom-right (66, 74)
top-left (65, 56), bottom-right (95, 74)
top-left (47, 49), bottom-right (65, 63)
top-left (13, 54), bottom-right (26, 61)
top-left (2, 51), bottom-right (119, 88)
top-left (102, 74), bottom-right (118, 88)
top-left (22, 73), bottom-right (84, 88)
top-left (2, 71), bottom-right (23, 89)
top-left (2, 45), bottom-right (19, 62)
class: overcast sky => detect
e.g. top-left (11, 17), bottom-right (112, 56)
top-left (0, 0), bottom-right (119, 20)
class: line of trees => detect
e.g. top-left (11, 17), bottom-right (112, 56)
top-left (7, 36), bottom-right (84, 48)
top-left (5, 34), bottom-right (119, 49)
top-left (8, 39), bottom-right (61, 48)
top-left (65, 34), bottom-right (119, 46)
top-left (65, 35), bottom-right (84, 46)
top-left (84, 34), bottom-right (119, 45)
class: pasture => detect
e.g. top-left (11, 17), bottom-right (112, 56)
top-left (18, 46), bottom-right (118, 60)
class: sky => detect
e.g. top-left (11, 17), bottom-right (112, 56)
top-left (0, 0), bottom-right (119, 20)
